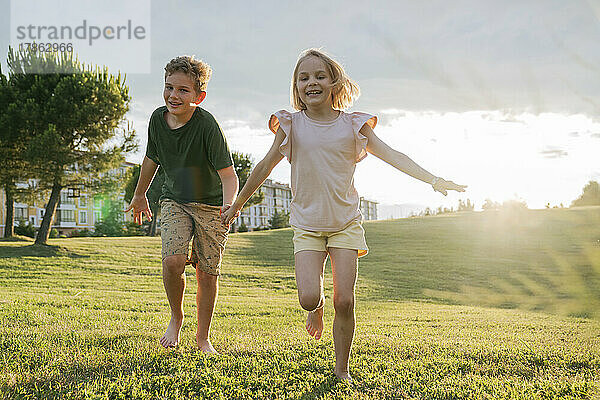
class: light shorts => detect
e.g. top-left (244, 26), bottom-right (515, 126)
top-left (291, 220), bottom-right (368, 258)
top-left (160, 199), bottom-right (229, 276)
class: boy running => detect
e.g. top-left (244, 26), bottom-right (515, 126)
top-left (126, 56), bottom-right (238, 352)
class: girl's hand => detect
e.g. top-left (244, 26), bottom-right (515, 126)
top-left (432, 177), bottom-right (467, 196)
top-left (220, 204), bottom-right (240, 226)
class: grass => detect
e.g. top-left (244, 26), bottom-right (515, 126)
top-left (1, 207), bottom-right (599, 399)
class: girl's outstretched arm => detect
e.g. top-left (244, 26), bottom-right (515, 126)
top-left (221, 128), bottom-right (286, 225)
top-left (361, 124), bottom-right (467, 196)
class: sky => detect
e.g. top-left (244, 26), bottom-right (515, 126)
top-left (1, 0), bottom-right (599, 214)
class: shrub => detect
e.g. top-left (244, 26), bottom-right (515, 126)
top-left (14, 222), bottom-right (36, 238)
top-left (124, 221), bottom-right (145, 236)
top-left (268, 210), bottom-right (290, 229)
top-left (69, 229), bottom-right (92, 237)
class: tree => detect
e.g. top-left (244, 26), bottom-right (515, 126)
top-left (232, 151), bottom-right (263, 208)
top-left (124, 165), bottom-right (164, 236)
top-left (0, 63), bottom-right (45, 238)
top-left (94, 198), bottom-right (125, 236)
top-left (482, 198), bottom-right (500, 211)
top-left (0, 64), bottom-right (35, 237)
top-left (124, 164), bottom-right (141, 206)
top-left (7, 48), bottom-right (137, 244)
top-left (571, 181), bottom-right (600, 207)
top-left (501, 199), bottom-right (528, 211)
top-left (268, 210), bottom-right (290, 229)
top-left (457, 199), bottom-right (475, 211)
top-left (0, 65), bottom-right (15, 237)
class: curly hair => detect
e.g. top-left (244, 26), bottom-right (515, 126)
top-left (164, 55), bottom-right (212, 93)
top-left (291, 48), bottom-right (360, 111)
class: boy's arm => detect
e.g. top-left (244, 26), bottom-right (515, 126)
top-left (216, 165), bottom-right (239, 208)
top-left (221, 128), bottom-right (286, 225)
top-left (124, 156), bottom-right (159, 223)
top-left (361, 124), bottom-right (466, 195)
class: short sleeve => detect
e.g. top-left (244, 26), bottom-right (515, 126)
top-left (206, 122), bottom-right (233, 171)
top-left (351, 112), bottom-right (377, 163)
top-left (268, 110), bottom-right (292, 162)
top-left (145, 116), bottom-right (160, 165)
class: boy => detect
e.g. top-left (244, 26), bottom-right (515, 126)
top-left (125, 56), bottom-right (238, 352)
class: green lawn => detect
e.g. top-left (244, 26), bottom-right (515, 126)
top-left (1, 207), bottom-right (599, 399)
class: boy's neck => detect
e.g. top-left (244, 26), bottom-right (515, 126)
top-left (303, 105), bottom-right (339, 122)
top-left (164, 106), bottom-right (197, 129)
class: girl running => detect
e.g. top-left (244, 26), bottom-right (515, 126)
top-left (221, 48), bottom-right (466, 381)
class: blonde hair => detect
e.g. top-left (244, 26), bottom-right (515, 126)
top-left (291, 49), bottom-right (360, 111)
top-left (164, 55), bottom-right (212, 93)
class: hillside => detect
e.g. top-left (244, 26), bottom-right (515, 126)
top-left (1, 207), bottom-right (598, 399)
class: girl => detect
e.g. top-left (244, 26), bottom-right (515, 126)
top-left (221, 49), bottom-right (466, 381)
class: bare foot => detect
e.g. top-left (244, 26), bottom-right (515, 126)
top-left (306, 306), bottom-right (324, 340)
top-left (159, 317), bottom-right (183, 348)
top-left (334, 370), bottom-right (353, 384)
top-left (196, 338), bottom-right (219, 354)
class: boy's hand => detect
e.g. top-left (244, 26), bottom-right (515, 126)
top-left (432, 178), bottom-right (467, 196)
top-left (124, 194), bottom-right (152, 224)
top-left (220, 204), bottom-right (240, 226)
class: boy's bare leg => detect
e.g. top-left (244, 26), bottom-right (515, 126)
top-left (329, 247), bottom-right (358, 382)
top-left (160, 254), bottom-right (187, 348)
top-left (195, 268), bottom-right (219, 353)
top-left (295, 250), bottom-right (327, 340)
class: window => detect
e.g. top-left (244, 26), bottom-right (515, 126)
top-left (59, 209), bottom-right (75, 222)
top-left (79, 196), bottom-right (87, 207)
top-left (79, 211), bottom-right (87, 224)
top-left (94, 198), bottom-right (101, 208)
top-left (14, 207), bottom-right (27, 220)
top-left (94, 211), bottom-right (101, 224)
top-left (61, 191), bottom-right (75, 205)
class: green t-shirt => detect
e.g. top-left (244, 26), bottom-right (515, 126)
top-left (145, 106), bottom-right (233, 205)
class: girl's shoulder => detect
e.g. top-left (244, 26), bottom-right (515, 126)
top-left (269, 109), bottom-right (298, 134)
top-left (341, 110), bottom-right (375, 118)
top-left (341, 111), bottom-right (378, 129)
top-left (272, 109), bottom-right (300, 119)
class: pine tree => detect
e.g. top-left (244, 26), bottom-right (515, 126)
top-left (7, 48), bottom-right (137, 244)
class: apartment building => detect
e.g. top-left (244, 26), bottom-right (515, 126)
top-left (0, 162), bottom-right (135, 237)
top-left (360, 197), bottom-right (378, 221)
top-left (233, 179), bottom-right (292, 231)
top-left (232, 179), bottom-right (378, 231)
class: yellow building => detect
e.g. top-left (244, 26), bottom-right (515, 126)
top-left (0, 162), bottom-right (136, 237)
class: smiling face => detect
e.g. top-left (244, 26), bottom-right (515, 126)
top-left (295, 56), bottom-right (334, 110)
top-left (163, 71), bottom-right (205, 118)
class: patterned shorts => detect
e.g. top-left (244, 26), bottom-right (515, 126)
top-left (160, 199), bottom-right (229, 276)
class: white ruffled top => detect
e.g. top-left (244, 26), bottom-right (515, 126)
top-left (268, 110), bottom-right (377, 231)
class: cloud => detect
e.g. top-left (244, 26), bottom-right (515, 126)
top-left (540, 148), bottom-right (569, 158)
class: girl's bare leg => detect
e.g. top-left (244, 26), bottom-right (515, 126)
top-left (295, 250), bottom-right (327, 339)
top-left (328, 247), bottom-right (358, 382)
